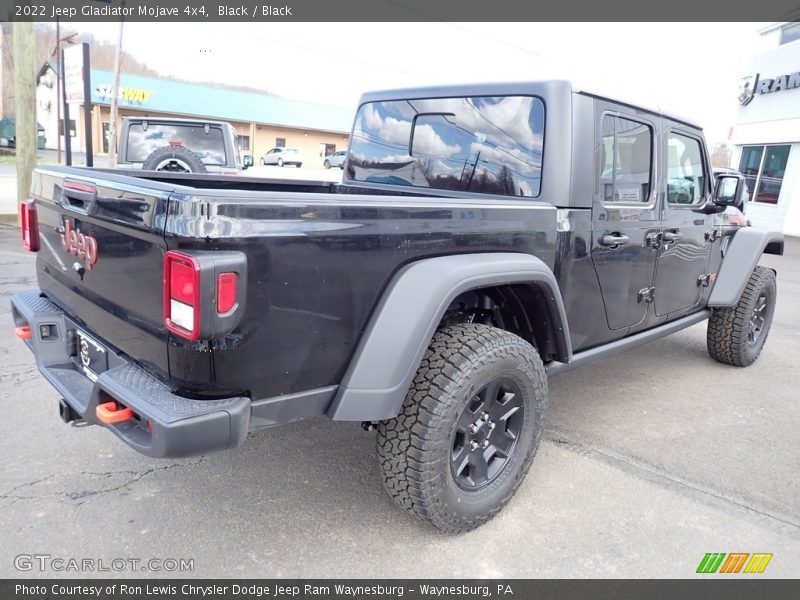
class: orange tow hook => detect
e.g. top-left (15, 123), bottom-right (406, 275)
top-left (14, 325), bottom-right (32, 340)
top-left (96, 401), bottom-right (134, 424)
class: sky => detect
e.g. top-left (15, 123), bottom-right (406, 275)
top-left (67, 22), bottom-right (772, 147)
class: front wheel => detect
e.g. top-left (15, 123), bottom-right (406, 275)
top-left (324, 160), bottom-right (331, 169)
top-left (376, 323), bottom-right (547, 533)
top-left (277, 158), bottom-right (284, 167)
top-left (260, 158), bottom-right (266, 165)
top-left (707, 265), bottom-right (776, 366)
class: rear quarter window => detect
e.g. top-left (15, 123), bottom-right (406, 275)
top-left (125, 123), bottom-right (227, 166)
top-left (348, 95), bottom-right (545, 197)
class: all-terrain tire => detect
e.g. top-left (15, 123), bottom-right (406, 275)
top-left (707, 266), bottom-right (776, 367)
top-left (376, 323), bottom-right (547, 533)
top-left (141, 145), bottom-right (207, 173)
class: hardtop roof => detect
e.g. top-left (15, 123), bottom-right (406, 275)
top-left (357, 80), bottom-right (702, 131)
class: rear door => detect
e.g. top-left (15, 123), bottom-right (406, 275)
top-left (33, 168), bottom-right (172, 376)
top-left (653, 123), bottom-right (715, 317)
top-left (591, 105), bottom-right (661, 331)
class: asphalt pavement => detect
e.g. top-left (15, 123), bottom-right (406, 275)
top-left (0, 226), bottom-right (797, 578)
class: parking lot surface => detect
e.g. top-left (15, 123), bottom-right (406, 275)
top-left (0, 226), bottom-right (797, 578)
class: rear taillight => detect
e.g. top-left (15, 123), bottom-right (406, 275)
top-left (20, 200), bottom-right (40, 252)
top-left (163, 250), bottom-right (246, 341)
top-left (164, 251), bottom-right (201, 340)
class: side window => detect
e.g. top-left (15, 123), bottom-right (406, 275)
top-left (599, 115), bottom-right (652, 204)
top-left (667, 133), bottom-right (707, 205)
top-left (349, 95), bottom-right (545, 197)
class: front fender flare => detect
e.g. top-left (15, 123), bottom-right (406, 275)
top-left (708, 228), bottom-right (784, 308)
top-left (327, 253), bottom-right (571, 422)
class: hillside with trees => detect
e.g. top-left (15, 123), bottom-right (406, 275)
top-left (1, 23), bottom-right (276, 117)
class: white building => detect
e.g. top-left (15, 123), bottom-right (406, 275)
top-left (730, 22), bottom-right (800, 236)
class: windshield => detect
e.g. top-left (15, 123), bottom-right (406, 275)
top-left (348, 95), bottom-right (545, 197)
top-left (125, 123), bottom-right (227, 166)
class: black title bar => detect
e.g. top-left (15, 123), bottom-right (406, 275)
top-left (3, 0), bottom-right (800, 22)
top-left (2, 580), bottom-right (800, 600)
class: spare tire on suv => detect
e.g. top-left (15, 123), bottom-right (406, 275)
top-left (142, 145), bottom-right (207, 173)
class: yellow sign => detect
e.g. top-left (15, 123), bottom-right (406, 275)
top-left (95, 85), bottom-right (154, 105)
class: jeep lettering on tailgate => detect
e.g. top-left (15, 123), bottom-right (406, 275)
top-left (61, 219), bottom-right (98, 271)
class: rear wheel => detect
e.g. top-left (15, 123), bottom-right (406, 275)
top-left (707, 266), bottom-right (776, 366)
top-left (376, 323), bottom-right (547, 533)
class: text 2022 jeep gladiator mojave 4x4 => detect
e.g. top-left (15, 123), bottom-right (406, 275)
top-left (13, 81), bottom-right (784, 533)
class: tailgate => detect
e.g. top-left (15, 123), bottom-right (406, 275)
top-left (32, 168), bottom-right (173, 378)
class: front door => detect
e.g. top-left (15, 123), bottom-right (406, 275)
top-left (653, 125), bottom-right (715, 317)
top-left (591, 107), bottom-right (661, 331)
top-left (102, 122), bottom-right (110, 154)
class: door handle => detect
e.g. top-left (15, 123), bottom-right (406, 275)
top-left (599, 233), bottom-right (630, 248)
top-left (663, 230), bottom-right (683, 243)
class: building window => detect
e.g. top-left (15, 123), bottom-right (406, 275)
top-left (780, 23), bottom-right (800, 45)
top-left (320, 143), bottom-right (336, 157)
top-left (599, 115), bottom-right (652, 204)
top-left (239, 135), bottom-right (250, 151)
top-left (59, 119), bottom-right (76, 138)
top-left (739, 146), bottom-right (763, 200)
top-left (738, 145), bottom-right (791, 204)
top-left (275, 138), bottom-right (286, 148)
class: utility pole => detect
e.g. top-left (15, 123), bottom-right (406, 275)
top-left (56, 18), bottom-right (62, 163)
top-left (13, 22), bottom-right (36, 212)
top-left (107, 18), bottom-right (123, 166)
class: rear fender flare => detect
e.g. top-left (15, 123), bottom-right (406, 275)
top-left (327, 253), bottom-right (571, 422)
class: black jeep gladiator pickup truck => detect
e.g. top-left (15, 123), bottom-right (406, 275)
top-left (12, 81), bottom-right (784, 533)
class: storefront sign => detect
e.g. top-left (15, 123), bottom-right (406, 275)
top-left (739, 71), bottom-right (800, 105)
top-left (95, 85), bottom-right (155, 105)
top-left (63, 45), bottom-right (86, 104)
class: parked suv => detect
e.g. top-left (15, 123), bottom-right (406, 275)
top-left (115, 117), bottom-right (250, 174)
top-left (324, 150), bottom-right (347, 169)
top-left (13, 81), bottom-right (783, 533)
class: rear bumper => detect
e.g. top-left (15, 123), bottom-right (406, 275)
top-left (11, 290), bottom-right (250, 458)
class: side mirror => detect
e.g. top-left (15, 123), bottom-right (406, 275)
top-left (714, 175), bottom-right (739, 206)
top-left (242, 154), bottom-right (253, 169)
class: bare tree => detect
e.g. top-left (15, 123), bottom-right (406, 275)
top-left (711, 143), bottom-right (733, 168)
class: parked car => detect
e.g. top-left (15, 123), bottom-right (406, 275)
top-left (13, 80), bottom-right (783, 534)
top-left (261, 147), bottom-right (303, 167)
top-left (324, 150), bottom-right (347, 169)
top-left (115, 117), bottom-right (251, 174)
